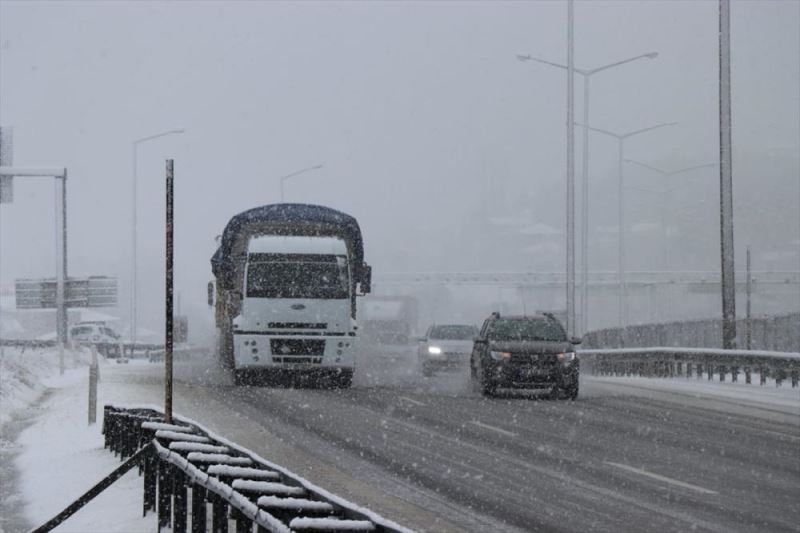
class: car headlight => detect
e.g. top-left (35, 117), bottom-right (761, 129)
top-left (490, 350), bottom-right (511, 361)
top-left (427, 346), bottom-right (442, 355)
top-left (557, 351), bottom-right (576, 363)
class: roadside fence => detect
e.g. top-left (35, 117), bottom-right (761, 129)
top-left (32, 405), bottom-right (408, 532)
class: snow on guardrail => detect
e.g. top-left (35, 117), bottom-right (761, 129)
top-left (579, 347), bottom-right (800, 387)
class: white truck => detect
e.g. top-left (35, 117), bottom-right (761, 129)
top-left (209, 204), bottom-right (371, 387)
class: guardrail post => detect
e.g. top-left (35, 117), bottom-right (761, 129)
top-left (191, 486), bottom-right (206, 533)
top-left (88, 350), bottom-right (98, 425)
top-left (731, 366), bottom-right (739, 382)
top-left (760, 366), bottom-right (766, 386)
top-left (231, 508), bottom-right (249, 533)
top-left (791, 370), bottom-right (798, 388)
top-left (143, 447), bottom-right (156, 515)
top-left (686, 362), bottom-right (693, 378)
top-left (212, 494), bottom-right (228, 533)
top-left (157, 462), bottom-right (172, 529)
top-left (719, 365), bottom-right (726, 382)
top-left (173, 468), bottom-right (187, 533)
top-left (745, 367), bottom-right (751, 384)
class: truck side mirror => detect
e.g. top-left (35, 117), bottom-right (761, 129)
top-left (207, 281), bottom-right (214, 307)
top-left (570, 336), bottom-right (583, 345)
top-left (360, 264), bottom-right (372, 294)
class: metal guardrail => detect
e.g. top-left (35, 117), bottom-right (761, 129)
top-left (0, 338), bottom-right (204, 359)
top-left (580, 347), bottom-right (800, 387)
top-left (101, 406), bottom-right (408, 533)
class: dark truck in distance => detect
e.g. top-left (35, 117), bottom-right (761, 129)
top-left (470, 312), bottom-right (580, 399)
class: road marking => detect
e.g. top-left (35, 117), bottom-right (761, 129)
top-left (604, 461), bottom-right (719, 495)
top-left (469, 420), bottom-right (517, 437)
top-left (398, 396), bottom-right (426, 407)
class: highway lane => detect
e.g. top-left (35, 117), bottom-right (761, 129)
top-left (105, 359), bottom-right (800, 532)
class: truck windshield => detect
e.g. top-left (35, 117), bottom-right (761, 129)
top-left (246, 255), bottom-right (349, 299)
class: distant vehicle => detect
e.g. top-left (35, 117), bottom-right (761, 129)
top-left (69, 323), bottom-right (121, 357)
top-left (470, 312), bottom-right (580, 399)
top-left (209, 204), bottom-right (371, 387)
top-left (360, 295), bottom-right (418, 359)
top-left (417, 324), bottom-right (479, 376)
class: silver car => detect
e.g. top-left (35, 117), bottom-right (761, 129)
top-left (417, 324), bottom-right (479, 376)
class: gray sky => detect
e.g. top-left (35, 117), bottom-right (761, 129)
top-left (1, 0), bottom-right (798, 333)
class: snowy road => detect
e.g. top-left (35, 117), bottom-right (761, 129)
top-left (98, 357), bottom-right (799, 533)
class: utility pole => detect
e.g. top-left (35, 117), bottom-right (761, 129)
top-left (746, 245), bottom-right (752, 350)
top-left (566, 0), bottom-right (576, 337)
top-left (719, 0), bottom-right (737, 349)
top-left (165, 159), bottom-right (174, 424)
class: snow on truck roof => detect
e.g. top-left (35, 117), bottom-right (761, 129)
top-left (211, 204), bottom-right (366, 289)
top-left (248, 235), bottom-right (347, 255)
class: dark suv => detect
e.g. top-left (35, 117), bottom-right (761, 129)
top-left (470, 313), bottom-right (580, 399)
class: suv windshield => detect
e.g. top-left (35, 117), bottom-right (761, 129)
top-left (246, 255), bottom-right (349, 299)
top-left (487, 318), bottom-right (566, 342)
top-left (429, 325), bottom-right (478, 340)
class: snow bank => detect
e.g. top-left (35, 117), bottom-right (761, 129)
top-left (0, 346), bottom-right (90, 429)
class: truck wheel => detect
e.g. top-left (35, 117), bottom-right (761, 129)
top-left (233, 369), bottom-right (248, 386)
top-left (334, 370), bottom-right (353, 389)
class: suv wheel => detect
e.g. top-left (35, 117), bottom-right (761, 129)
top-left (472, 361), bottom-right (495, 397)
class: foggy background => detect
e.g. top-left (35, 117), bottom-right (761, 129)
top-left (1, 0), bottom-right (798, 341)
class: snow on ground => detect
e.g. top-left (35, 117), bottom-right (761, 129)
top-left (586, 373), bottom-right (800, 408)
top-left (1, 346), bottom-right (798, 533)
top-left (0, 348), bottom-right (153, 532)
top-left (0, 346), bottom-right (89, 428)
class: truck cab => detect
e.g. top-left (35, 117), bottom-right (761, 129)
top-left (210, 204), bottom-right (371, 387)
top-left (232, 235), bottom-right (356, 380)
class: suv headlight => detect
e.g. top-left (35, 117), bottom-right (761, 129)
top-left (556, 351), bottom-right (576, 363)
top-left (427, 346), bottom-right (442, 355)
top-left (490, 350), bottom-right (511, 361)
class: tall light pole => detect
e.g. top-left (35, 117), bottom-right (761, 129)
top-left (580, 122), bottom-right (676, 330)
top-left (131, 128), bottom-right (184, 344)
top-left (718, 0), bottom-right (736, 349)
top-left (279, 164), bottom-right (323, 202)
top-left (517, 51), bottom-right (658, 334)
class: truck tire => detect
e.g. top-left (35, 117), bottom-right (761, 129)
top-left (219, 326), bottom-right (235, 371)
top-left (334, 369), bottom-right (353, 389)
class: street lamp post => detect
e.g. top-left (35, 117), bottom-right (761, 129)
top-left (279, 164), bottom-right (323, 202)
top-left (517, 51), bottom-right (658, 334)
top-left (131, 128), bottom-right (184, 345)
top-left (580, 122), bottom-right (677, 330)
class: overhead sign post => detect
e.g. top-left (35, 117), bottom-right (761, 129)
top-left (0, 164), bottom-right (68, 344)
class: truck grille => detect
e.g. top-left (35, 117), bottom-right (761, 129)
top-left (270, 339), bottom-right (325, 358)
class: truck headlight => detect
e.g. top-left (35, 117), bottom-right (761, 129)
top-left (428, 346), bottom-right (442, 355)
top-left (490, 350), bottom-right (511, 361)
top-left (557, 351), bottom-right (576, 363)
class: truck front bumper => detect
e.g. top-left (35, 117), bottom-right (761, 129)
top-left (233, 333), bottom-right (356, 370)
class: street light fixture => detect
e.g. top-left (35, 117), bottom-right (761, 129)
top-left (623, 159), bottom-right (716, 324)
top-left (131, 128), bottom-right (184, 345)
top-left (279, 164), bottom-right (324, 202)
top-left (579, 122), bottom-right (677, 329)
top-left (624, 158), bottom-right (717, 269)
top-left (517, 51), bottom-right (658, 334)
